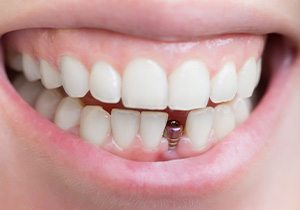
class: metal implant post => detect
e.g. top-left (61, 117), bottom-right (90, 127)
top-left (164, 120), bottom-right (183, 150)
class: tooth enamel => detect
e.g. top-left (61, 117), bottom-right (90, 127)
top-left (185, 107), bottom-right (214, 151)
top-left (210, 62), bottom-right (238, 103)
top-left (111, 109), bottom-right (140, 150)
top-left (213, 104), bottom-right (236, 139)
top-left (54, 97), bottom-right (83, 130)
top-left (90, 61), bottom-right (121, 103)
top-left (231, 98), bottom-right (252, 125)
top-left (40, 60), bottom-right (62, 89)
top-left (256, 59), bottom-right (262, 87)
top-left (35, 89), bottom-right (63, 120)
top-left (80, 106), bottom-right (111, 146)
top-left (22, 54), bottom-right (41, 82)
top-left (237, 58), bottom-right (257, 98)
top-left (60, 56), bottom-right (89, 98)
top-left (122, 58), bottom-right (168, 110)
top-left (140, 111), bottom-right (168, 150)
top-left (168, 60), bottom-right (210, 110)
top-left (14, 76), bottom-right (43, 106)
top-left (7, 52), bottom-right (23, 72)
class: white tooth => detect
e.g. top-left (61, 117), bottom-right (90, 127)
top-left (90, 62), bottom-right (121, 103)
top-left (140, 111), bottom-right (168, 150)
top-left (185, 107), bottom-right (214, 151)
top-left (237, 58), bottom-right (257, 98)
top-left (231, 98), bottom-right (252, 125)
top-left (210, 62), bottom-right (238, 103)
top-left (14, 76), bottom-right (43, 106)
top-left (54, 97), bottom-right (83, 130)
top-left (255, 59), bottom-right (262, 87)
top-left (80, 106), bottom-right (111, 146)
top-left (60, 56), bottom-right (89, 97)
top-left (213, 104), bottom-right (236, 139)
top-left (122, 58), bottom-right (168, 110)
top-left (168, 60), bottom-right (210, 110)
top-left (40, 60), bottom-right (62, 89)
top-left (6, 52), bottom-right (23, 72)
top-left (111, 109), bottom-right (140, 150)
top-left (35, 89), bottom-right (63, 120)
top-left (22, 54), bottom-right (41, 82)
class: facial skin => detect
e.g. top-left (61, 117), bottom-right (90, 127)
top-left (0, 0), bottom-right (300, 210)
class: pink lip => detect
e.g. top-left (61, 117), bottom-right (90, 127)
top-left (1, 0), bottom-right (299, 41)
top-left (0, 47), bottom-right (295, 197)
top-left (0, 0), bottom-right (299, 200)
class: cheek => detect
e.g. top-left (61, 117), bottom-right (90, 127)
top-left (252, 67), bottom-right (300, 207)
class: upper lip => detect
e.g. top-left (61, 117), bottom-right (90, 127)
top-left (1, 0), bottom-right (299, 42)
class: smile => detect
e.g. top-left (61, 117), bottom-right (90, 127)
top-left (0, 0), bottom-right (299, 202)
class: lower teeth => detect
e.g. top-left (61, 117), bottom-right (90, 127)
top-left (11, 73), bottom-right (254, 161)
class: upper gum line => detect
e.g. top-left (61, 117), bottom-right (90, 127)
top-left (4, 29), bottom-right (265, 74)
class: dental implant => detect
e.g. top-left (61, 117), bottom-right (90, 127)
top-left (164, 120), bottom-right (183, 150)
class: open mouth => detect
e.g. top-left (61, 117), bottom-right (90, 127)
top-left (3, 29), bottom-right (268, 161)
top-left (0, 2), bottom-right (299, 200)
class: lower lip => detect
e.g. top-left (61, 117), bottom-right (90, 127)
top-left (0, 51), bottom-right (293, 197)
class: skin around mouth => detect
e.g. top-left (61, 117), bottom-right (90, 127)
top-left (3, 29), bottom-right (265, 161)
top-left (0, 0), bottom-right (300, 209)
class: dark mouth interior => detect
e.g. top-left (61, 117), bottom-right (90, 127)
top-left (253, 34), bottom-right (297, 107)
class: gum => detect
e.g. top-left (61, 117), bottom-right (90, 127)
top-left (3, 28), bottom-right (265, 76)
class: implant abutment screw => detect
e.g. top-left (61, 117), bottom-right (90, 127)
top-left (164, 120), bottom-right (183, 150)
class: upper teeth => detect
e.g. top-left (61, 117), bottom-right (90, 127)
top-left (60, 56), bottom-right (89, 98)
top-left (9, 53), bottom-right (261, 111)
top-left (90, 61), bottom-right (121, 103)
top-left (210, 61), bottom-right (238, 103)
top-left (122, 58), bottom-right (168, 110)
top-left (169, 60), bottom-right (210, 110)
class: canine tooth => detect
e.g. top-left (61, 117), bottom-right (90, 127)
top-left (6, 52), bottom-right (22, 71)
top-left (90, 62), bottom-right (121, 103)
top-left (256, 59), bottom-right (262, 87)
top-left (111, 109), bottom-right (140, 150)
top-left (40, 60), bottom-right (62, 89)
top-left (214, 104), bottom-right (236, 139)
top-left (35, 89), bottom-right (63, 120)
top-left (168, 60), bottom-right (210, 110)
top-left (22, 54), bottom-right (41, 82)
top-left (54, 97), bottom-right (83, 130)
top-left (14, 76), bottom-right (43, 106)
top-left (237, 58), bottom-right (257, 98)
top-left (60, 56), bottom-right (89, 97)
top-left (80, 106), bottom-right (111, 146)
top-left (231, 98), bottom-right (252, 124)
top-left (140, 111), bottom-right (168, 150)
top-left (210, 62), bottom-right (238, 103)
top-left (122, 58), bottom-right (168, 110)
top-left (185, 107), bottom-right (214, 151)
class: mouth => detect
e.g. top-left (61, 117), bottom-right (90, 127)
top-left (0, 0), bottom-right (299, 201)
